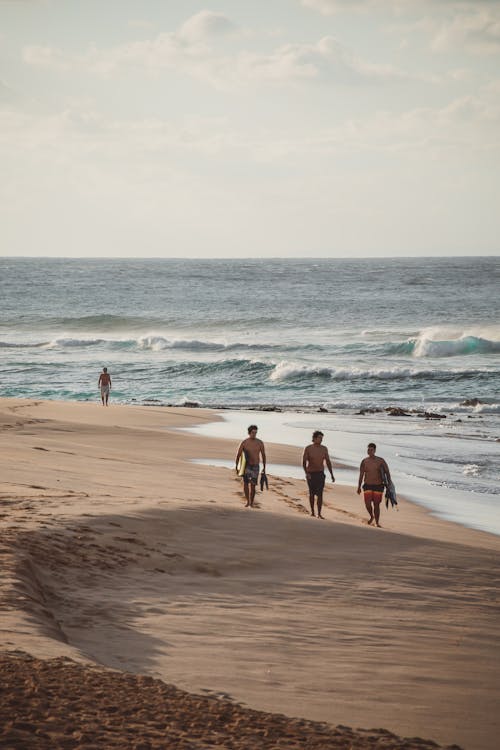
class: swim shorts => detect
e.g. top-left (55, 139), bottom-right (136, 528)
top-left (307, 471), bottom-right (325, 495)
top-left (100, 385), bottom-right (110, 395)
top-left (244, 464), bottom-right (259, 485)
top-left (363, 483), bottom-right (384, 502)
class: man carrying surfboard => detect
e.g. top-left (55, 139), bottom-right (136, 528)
top-left (235, 425), bottom-right (267, 508)
top-left (357, 442), bottom-right (392, 527)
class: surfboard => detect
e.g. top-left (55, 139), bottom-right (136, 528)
top-left (237, 451), bottom-right (247, 477)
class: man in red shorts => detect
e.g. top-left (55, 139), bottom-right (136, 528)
top-left (357, 442), bottom-right (391, 527)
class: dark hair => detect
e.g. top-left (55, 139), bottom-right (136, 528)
top-left (312, 430), bottom-right (324, 439)
top-left (248, 425), bottom-right (258, 434)
top-left (368, 442), bottom-right (376, 450)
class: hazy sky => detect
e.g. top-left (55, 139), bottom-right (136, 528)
top-left (1, 0), bottom-right (499, 258)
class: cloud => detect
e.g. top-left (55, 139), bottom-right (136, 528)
top-left (1, 92), bottom-right (498, 257)
top-left (301, 0), bottom-right (374, 13)
top-left (303, 1), bottom-right (500, 56)
top-left (22, 12), bottom-right (410, 89)
top-left (235, 36), bottom-right (409, 84)
top-left (23, 45), bottom-right (70, 70)
top-left (22, 11), bottom-right (238, 83)
top-left (177, 10), bottom-right (235, 43)
top-left (302, 0), bottom-right (500, 15)
top-left (430, 9), bottom-right (500, 55)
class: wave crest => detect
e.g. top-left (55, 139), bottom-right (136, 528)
top-left (269, 360), bottom-right (489, 383)
top-left (401, 327), bottom-right (500, 358)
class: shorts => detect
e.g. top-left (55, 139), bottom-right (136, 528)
top-left (100, 385), bottom-right (110, 395)
top-left (307, 471), bottom-right (325, 495)
top-left (244, 464), bottom-right (259, 485)
top-left (363, 483), bottom-right (384, 502)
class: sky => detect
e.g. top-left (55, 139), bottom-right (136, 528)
top-left (1, 0), bottom-right (499, 258)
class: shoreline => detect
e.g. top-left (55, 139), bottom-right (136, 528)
top-left (1, 398), bottom-right (500, 749)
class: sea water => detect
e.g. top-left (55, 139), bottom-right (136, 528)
top-left (1, 257), bottom-right (499, 533)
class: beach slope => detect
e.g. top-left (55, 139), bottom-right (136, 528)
top-left (1, 399), bottom-right (499, 749)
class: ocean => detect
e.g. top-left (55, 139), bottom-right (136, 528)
top-left (1, 256), bottom-right (499, 533)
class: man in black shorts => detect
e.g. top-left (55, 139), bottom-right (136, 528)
top-left (302, 431), bottom-right (335, 518)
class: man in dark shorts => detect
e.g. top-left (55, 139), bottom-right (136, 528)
top-left (302, 431), bottom-right (335, 519)
top-left (357, 442), bottom-right (391, 527)
top-left (235, 425), bottom-right (266, 508)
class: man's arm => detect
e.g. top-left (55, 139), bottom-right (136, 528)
top-left (108, 375), bottom-right (112, 388)
top-left (382, 459), bottom-right (391, 482)
top-left (325, 450), bottom-right (335, 482)
top-left (98, 375), bottom-right (102, 386)
top-left (260, 441), bottom-right (266, 472)
top-left (357, 459), bottom-right (365, 494)
top-left (302, 448), bottom-right (309, 476)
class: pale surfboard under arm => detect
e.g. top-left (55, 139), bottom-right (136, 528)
top-left (237, 452), bottom-right (247, 477)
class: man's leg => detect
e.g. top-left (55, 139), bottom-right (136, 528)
top-left (249, 481), bottom-right (256, 507)
top-left (317, 491), bottom-right (324, 519)
top-left (364, 491), bottom-right (374, 524)
top-left (243, 479), bottom-right (250, 507)
top-left (373, 494), bottom-right (383, 527)
top-left (309, 491), bottom-right (316, 516)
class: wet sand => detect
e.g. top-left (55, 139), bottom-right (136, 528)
top-left (1, 398), bottom-right (499, 749)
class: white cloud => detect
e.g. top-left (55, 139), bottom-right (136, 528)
top-left (235, 36), bottom-right (410, 83)
top-left (22, 11), bottom-right (238, 85)
top-left (302, 0), bottom-right (500, 15)
top-left (22, 17), bottom-right (410, 88)
top-left (177, 10), bottom-right (235, 43)
top-left (1, 91), bottom-right (498, 256)
top-left (305, 1), bottom-right (500, 57)
top-left (302, 0), bottom-right (375, 13)
top-left (431, 9), bottom-right (500, 55)
top-left (22, 45), bottom-right (70, 70)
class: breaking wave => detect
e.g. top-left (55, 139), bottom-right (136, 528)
top-left (269, 361), bottom-right (490, 383)
top-left (394, 328), bottom-right (500, 358)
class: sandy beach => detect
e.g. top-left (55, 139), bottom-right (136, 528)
top-left (1, 398), bottom-right (499, 750)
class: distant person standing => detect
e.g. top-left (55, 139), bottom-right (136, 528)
top-left (302, 431), bottom-right (335, 519)
top-left (235, 425), bottom-right (266, 508)
top-left (98, 367), bottom-right (112, 406)
top-left (357, 442), bottom-right (391, 527)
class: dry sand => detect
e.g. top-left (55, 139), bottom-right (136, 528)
top-left (1, 398), bottom-right (499, 749)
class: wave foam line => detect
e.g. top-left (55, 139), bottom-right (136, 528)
top-left (269, 361), bottom-right (492, 383)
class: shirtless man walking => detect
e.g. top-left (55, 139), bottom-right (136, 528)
top-left (98, 367), bottom-right (112, 406)
top-left (302, 431), bottom-right (335, 519)
top-left (357, 442), bottom-right (391, 527)
top-left (235, 425), bottom-right (266, 508)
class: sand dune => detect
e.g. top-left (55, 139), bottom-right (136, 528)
top-left (1, 398), bottom-right (499, 749)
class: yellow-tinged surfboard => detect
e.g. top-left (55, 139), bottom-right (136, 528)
top-left (237, 451), bottom-right (247, 477)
